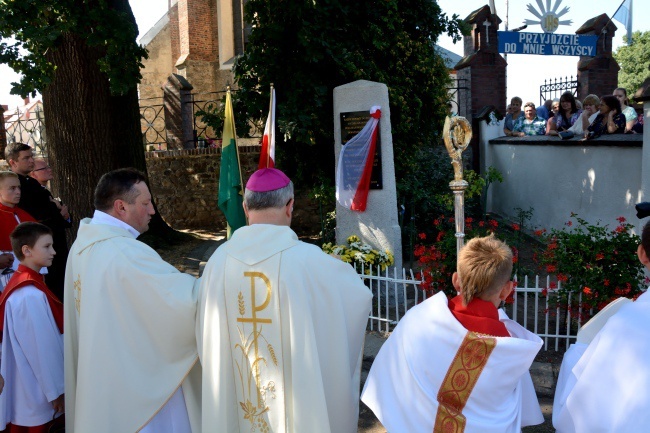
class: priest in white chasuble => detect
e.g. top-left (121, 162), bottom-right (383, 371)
top-left (197, 168), bottom-right (372, 433)
top-left (362, 236), bottom-right (543, 433)
top-left (553, 221), bottom-right (650, 433)
top-left (64, 168), bottom-right (201, 433)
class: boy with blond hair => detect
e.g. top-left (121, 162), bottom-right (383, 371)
top-left (0, 171), bottom-right (36, 290)
top-left (362, 235), bottom-right (543, 433)
top-left (0, 222), bottom-right (64, 432)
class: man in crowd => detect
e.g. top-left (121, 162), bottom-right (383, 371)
top-left (553, 220), bottom-right (650, 432)
top-left (5, 143), bottom-right (70, 300)
top-left (64, 168), bottom-right (201, 433)
top-left (197, 167), bottom-right (371, 432)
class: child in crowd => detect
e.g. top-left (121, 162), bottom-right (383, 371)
top-left (362, 235), bottom-right (543, 432)
top-left (0, 172), bottom-right (35, 290)
top-left (0, 222), bottom-right (64, 433)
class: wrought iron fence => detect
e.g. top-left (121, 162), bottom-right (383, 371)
top-left (139, 97), bottom-right (167, 150)
top-left (189, 90), bottom-right (264, 147)
top-left (5, 107), bottom-right (47, 156)
top-left (539, 76), bottom-right (579, 105)
top-left (190, 91), bottom-right (227, 144)
top-left (447, 78), bottom-right (470, 117)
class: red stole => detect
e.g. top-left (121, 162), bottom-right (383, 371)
top-left (0, 203), bottom-right (36, 250)
top-left (0, 265), bottom-right (63, 334)
top-left (448, 295), bottom-right (509, 337)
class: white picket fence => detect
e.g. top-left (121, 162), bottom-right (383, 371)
top-left (358, 266), bottom-right (585, 352)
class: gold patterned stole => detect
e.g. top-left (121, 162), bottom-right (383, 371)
top-left (225, 255), bottom-right (286, 433)
top-left (433, 332), bottom-right (497, 433)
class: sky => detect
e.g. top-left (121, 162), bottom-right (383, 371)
top-left (1, 0), bottom-right (647, 112)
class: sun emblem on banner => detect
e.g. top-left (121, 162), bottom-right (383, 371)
top-left (524, 0), bottom-right (572, 33)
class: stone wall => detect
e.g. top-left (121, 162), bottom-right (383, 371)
top-left (145, 146), bottom-right (323, 235)
top-left (145, 146), bottom-right (260, 229)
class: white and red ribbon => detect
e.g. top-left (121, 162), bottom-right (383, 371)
top-left (336, 106), bottom-right (381, 212)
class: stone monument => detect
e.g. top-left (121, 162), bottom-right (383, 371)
top-left (333, 80), bottom-right (402, 272)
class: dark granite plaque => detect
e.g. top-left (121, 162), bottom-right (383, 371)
top-left (340, 111), bottom-right (383, 189)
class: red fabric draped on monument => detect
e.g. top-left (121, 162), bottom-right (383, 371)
top-left (335, 106), bottom-right (381, 212)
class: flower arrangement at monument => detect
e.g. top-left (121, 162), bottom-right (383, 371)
top-left (322, 235), bottom-right (394, 274)
top-left (536, 214), bottom-right (645, 319)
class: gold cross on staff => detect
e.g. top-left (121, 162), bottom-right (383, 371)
top-left (238, 271), bottom-right (273, 407)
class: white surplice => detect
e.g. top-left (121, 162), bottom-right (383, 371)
top-left (553, 290), bottom-right (650, 433)
top-left (197, 224), bottom-right (372, 433)
top-left (361, 291), bottom-right (543, 433)
top-left (64, 214), bottom-right (201, 433)
top-left (0, 285), bottom-right (64, 429)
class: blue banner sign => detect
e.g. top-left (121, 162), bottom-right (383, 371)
top-left (497, 31), bottom-right (598, 56)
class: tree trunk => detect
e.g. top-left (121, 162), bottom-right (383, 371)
top-left (43, 1), bottom-right (172, 240)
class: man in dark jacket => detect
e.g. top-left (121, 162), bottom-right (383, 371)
top-left (5, 143), bottom-right (70, 300)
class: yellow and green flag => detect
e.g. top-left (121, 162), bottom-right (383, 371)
top-left (218, 89), bottom-right (247, 237)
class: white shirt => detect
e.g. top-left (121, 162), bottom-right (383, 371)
top-left (0, 285), bottom-right (64, 428)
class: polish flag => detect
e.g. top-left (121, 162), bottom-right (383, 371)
top-left (258, 87), bottom-right (276, 169)
top-left (336, 106), bottom-right (381, 212)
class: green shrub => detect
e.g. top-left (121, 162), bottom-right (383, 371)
top-left (537, 214), bottom-right (645, 320)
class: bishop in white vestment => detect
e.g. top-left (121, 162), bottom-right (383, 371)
top-left (197, 168), bottom-right (372, 433)
top-left (64, 169), bottom-right (201, 433)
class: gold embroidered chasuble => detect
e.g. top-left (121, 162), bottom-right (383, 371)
top-left (198, 224), bottom-right (372, 433)
top-left (64, 219), bottom-right (201, 433)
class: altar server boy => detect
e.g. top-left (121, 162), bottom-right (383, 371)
top-left (362, 235), bottom-right (544, 433)
top-left (0, 222), bottom-right (64, 432)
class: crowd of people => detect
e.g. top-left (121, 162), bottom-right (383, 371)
top-left (1, 140), bottom-right (650, 432)
top-left (503, 87), bottom-right (643, 139)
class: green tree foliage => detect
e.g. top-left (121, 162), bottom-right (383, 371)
top-left (614, 31), bottom-right (650, 101)
top-left (0, 0), bottom-right (147, 97)
top-left (233, 0), bottom-right (466, 184)
top-left (0, 0), bottom-right (173, 236)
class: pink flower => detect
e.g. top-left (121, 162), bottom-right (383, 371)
top-left (617, 216), bottom-right (627, 223)
top-left (418, 233), bottom-right (426, 240)
top-left (512, 223), bottom-right (520, 231)
top-left (566, 220), bottom-right (573, 227)
top-left (583, 287), bottom-right (592, 296)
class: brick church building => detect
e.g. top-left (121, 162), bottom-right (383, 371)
top-left (138, 0), bottom-right (247, 100)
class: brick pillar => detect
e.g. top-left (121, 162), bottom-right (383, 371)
top-left (576, 14), bottom-right (620, 102)
top-left (163, 74), bottom-right (195, 149)
top-left (454, 5), bottom-right (506, 172)
top-left (0, 105), bottom-right (7, 159)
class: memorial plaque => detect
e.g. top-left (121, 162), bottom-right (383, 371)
top-left (340, 111), bottom-right (383, 189)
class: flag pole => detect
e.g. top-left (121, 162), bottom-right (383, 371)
top-left (228, 86), bottom-right (248, 225)
top-left (267, 83), bottom-right (274, 168)
top-left (601, 0), bottom-right (628, 40)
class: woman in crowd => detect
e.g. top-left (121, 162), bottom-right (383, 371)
top-left (547, 92), bottom-right (582, 136)
top-left (584, 95), bottom-right (625, 139)
top-left (545, 99), bottom-right (560, 135)
top-left (512, 102), bottom-right (546, 136)
top-left (613, 87), bottom-right (638, 133)
top-left (568, 94), bottom-right (600, 136)
top-left (503, 97), bottom-right (523, 136)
